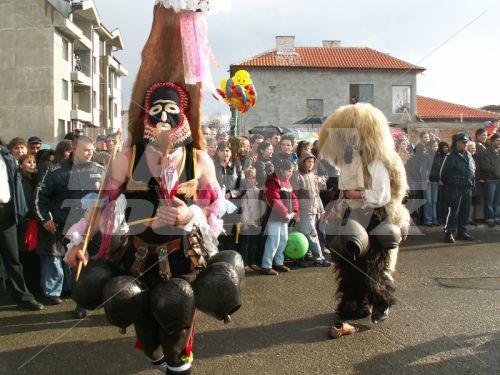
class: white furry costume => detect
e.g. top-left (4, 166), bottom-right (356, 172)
top-left (318, 103), bottom-right (410, 322)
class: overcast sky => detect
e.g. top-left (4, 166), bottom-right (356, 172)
top-left (94, 0), bottom-right (499, 118)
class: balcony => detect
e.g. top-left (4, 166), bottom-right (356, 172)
top-left (106, 56), bottom-right (128, 77)
top-left (71, 108), bottom-right (92, 123)
top-left (71, 71), bottom-right (92, 87)
top-left (54, 17), bottom-right (84, 41)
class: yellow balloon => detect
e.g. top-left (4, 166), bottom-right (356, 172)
top-left (232, 70), bottom-right (252, 86)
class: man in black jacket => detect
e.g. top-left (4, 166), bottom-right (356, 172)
top-left (478, 134), bottom-right (500, 226)
top-left (440, 134), bottom-right (476, 243)
top-left (35, 136), bottom-right (104, 314)
top-left (0, 144), bottom-right (44, 310)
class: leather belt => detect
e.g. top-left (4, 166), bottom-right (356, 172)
top-left (130, 237), bottom-right (183, 279)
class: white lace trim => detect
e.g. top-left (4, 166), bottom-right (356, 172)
top-left (155, 0), bottom-right (231, 14)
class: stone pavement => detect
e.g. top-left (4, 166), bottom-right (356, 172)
top-left (0, 231), bottom-right (499, 375)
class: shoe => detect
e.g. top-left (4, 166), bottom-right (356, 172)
top-left (445, 233), bottom-right (455, 243)
top-left (45, 296), bottom-right (63, 305)
top-left (457, 232), bottom-right (474, 241)
top-left (18, 300), bottom-right (44, 311)
top-left (260, 268), bottom-right (279, 276)
top-left (328, 322), bottom-right (358, 339)
top-left (74, 306), bottom-right (87, 319)
top-left (323, 248), bottom-right (331, 255)
top-left (371, 307), bottom-right (390, 324)
top-left (486, 220), bottom-right (495, 228)
top-left (304, 254), bottom-right (314, 261)
top-left (249, 264), bottom-right (261, 271)
top-left (314, 259), bottom-right (332, 267)
top-left (273, 265), bottom-right (290, 272)
top-left (424, 222), bottom-right (433, 227)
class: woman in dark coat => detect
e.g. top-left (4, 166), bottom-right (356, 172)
top-left (429, 141), bottom-right (449, 224)
top-left (17, 154), bottom-right (42, 296)
top-left (214, 141), bottom-right (245, 251)
top-left (253, 141), bottom-right (274, 188)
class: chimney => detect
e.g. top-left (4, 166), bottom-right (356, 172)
top-left (276, 36), bottom-right (296, 55)
top-left (323, 40), bottom-right (341, 48)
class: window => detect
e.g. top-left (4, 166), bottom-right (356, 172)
top-left (306, 99), bottom-right (324, 117)
top-left (62, 79), bottom-right (68, 100)
top-left (349, 84), bottom-right (374, 104)
top-left (93, 90), bottom-right (97, 108)
top-left (114, 103), bottom-right (118, 118)
top-left (113, 73), bottom-right (118, 89)
top-left (58, 119), bottom-right (66, 141)
top-left (62, 38), bottom-right (68, 61)
top-left (392, 86), bottom-right (411, 114)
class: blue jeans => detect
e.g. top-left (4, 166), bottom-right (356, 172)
top-left (40, 255), bottom-right (71, 297)
top-left (483, 180), bottom-right (500, 222)
top-left (424, 182), bottom-right (439, 224)
top-left (299, 215), bottom-right (324, 261)
top-left (262, 221), bottom-right (288, 269)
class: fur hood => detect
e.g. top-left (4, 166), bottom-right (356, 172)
top-left (318, 103), bottom-right (410, 228)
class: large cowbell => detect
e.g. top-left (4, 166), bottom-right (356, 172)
top-left (150, 278), bottom-right (196, 334)
top-left (208, 250), bottom-right (245, 289)
top-left (192, 261), bottom-right (242, 322)
top-left (102, 276), bottom-right (149, 329)
top-left (72, 259), bottom-right (119, 310)
top-left (325, 218), bottom-right (369, 258)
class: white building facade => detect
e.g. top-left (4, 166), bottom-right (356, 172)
top-left (231, 36), bottom-right (425, 135)
top-left (0, 0), bottom-right (128, 146)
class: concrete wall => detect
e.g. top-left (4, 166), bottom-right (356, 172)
top-left (233, 67), bottom-right (417, 135)
top-left (0, 0), bottom-right (55, 144)
top-left (53, 31), bottom-right (72, 143)
top-left (113, 70), bottom-right (122, 130)
top-left (91, 29), bottom-right (100, 126)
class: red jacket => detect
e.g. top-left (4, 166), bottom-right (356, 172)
top-left (264, 173), bottom-right (299, 222)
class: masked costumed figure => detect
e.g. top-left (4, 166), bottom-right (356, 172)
top-left (65, 2), bottom-right (242, 374)
top-left (318, 103), bottom-right (410, 328)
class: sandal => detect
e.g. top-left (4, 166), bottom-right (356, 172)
top-left (328, 322), bottom-right (358, 339)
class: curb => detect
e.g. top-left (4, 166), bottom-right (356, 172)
top-left (409, 224), bottom-right (500, 235)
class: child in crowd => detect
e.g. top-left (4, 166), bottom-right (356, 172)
top-left (239, 167), bottom-right (265, 271)
top-left (261, 159), bottom-right (299, 275)
top-left (292, 152), bottom-right (332, 267)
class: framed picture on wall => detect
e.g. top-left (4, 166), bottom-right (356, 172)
top-left (392, 86), bottom-right (411, 114)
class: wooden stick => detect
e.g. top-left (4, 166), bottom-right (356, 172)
top-left (75, 130), bottom-right (122, 281)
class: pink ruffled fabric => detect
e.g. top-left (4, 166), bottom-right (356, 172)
top-left (95, 176), bottom-right (125, 259)
top-left (179, 12), bottom-right (215, 91)
top-left (66, 218), bottom-right (88, 239)
top-left (195, 182), bottom-right (225, 237)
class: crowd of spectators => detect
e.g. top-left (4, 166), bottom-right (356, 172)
top-left (400, 127), bottom-right (500, 242)
top-left (0, 121), bottom-right (499, 313)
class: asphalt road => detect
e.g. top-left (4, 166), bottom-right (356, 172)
top-left (1, 231), bottom-right (499, 375)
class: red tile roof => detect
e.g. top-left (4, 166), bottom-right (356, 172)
top-left (234, 47), bottom-right (425, 71)
top-left (417, 96), bottom-right (500, 120)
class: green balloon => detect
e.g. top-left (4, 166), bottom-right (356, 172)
top-left (285, 232), bottom-right (309, 260)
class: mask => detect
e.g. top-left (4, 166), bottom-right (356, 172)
top-left (143, 82), bottom-right (192, 148)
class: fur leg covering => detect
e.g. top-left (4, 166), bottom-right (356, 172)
top-left (332, 254), bottom-right (370, 319)
top-left (365, 246), bottom-right (398, 310)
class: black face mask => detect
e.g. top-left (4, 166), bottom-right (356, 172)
top-left (143, 82), bottom-right (192, 148)
top-left (147, 86), bottom-right (182, 131)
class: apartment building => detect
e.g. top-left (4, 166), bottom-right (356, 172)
top-left (0, 0), bottom-right (128, 146)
